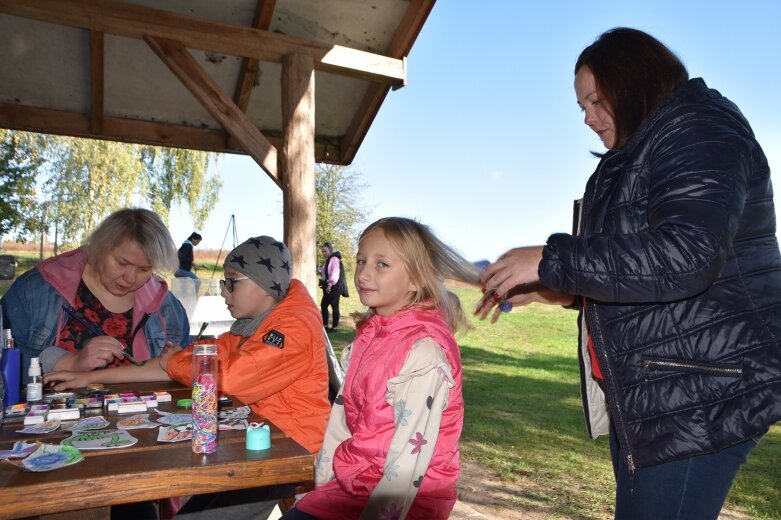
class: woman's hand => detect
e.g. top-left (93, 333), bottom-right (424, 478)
top-left (44, 370), bottom-right (94, 391)
top-left (75, 336), bottom-right (127, 370)
top-left (480, 246), bottom-right (546, 298)
top-left (54, 336), bottom-right (126, 371)
top-left (475, 283), bottom-right (575, 323)
top-left (475, 245), bottom-right (574, 322)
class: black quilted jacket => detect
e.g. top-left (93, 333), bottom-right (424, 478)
top-left (540, 78), bottom-right (781, 470)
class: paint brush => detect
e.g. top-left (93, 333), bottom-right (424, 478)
top-left (195, 322), bottom-right (209, 341)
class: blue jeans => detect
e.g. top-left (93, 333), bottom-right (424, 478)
top-left (174, 269), bottom-right (202, 295)
top-left (610, 423), bottom-right (760, 520)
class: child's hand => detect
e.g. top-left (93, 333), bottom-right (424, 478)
top-left (158, 342), bottom-right (183, 371)
top-left (44, 370), bottom-right (93, 391)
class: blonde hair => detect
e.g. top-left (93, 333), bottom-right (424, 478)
top-left (83, 208), bottom-right (178, 272)
top-left (352, 217), bottom-right (480, 332)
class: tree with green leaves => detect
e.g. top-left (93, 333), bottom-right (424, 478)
top-left (0, 131), bottom-right (221, 248)
top-left (0, 130), bottom-right (46, 241)
top-left (315, 164), bottom-right (371, 271)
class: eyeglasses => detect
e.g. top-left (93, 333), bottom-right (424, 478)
top-left (219, 276), bottom-right (249, 293)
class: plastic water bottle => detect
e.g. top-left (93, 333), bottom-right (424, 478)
top-left (192, 344), bottom-right (218, 454)
top-left (26, 357), bottom-right (43, 405)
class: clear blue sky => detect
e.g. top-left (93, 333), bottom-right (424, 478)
top-left (170, 1), bottom-right (781, 263)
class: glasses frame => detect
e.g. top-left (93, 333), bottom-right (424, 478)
top-left (219, 276), bottom-right (250, 293)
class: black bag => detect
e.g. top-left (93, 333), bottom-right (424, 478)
top-left (338, 258), bottom-right (349, 298)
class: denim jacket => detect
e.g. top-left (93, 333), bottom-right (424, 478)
top-left (1, 248), bottom-right (190, 374)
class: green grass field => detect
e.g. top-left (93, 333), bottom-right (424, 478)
top-left (2, 250), bottom-right (779, 518)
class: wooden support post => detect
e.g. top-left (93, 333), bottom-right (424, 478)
top-left (280, 54), bottom-right (316, 297)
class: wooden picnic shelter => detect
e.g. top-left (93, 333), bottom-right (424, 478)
top-left (0, 0), bottom-right (435, 295)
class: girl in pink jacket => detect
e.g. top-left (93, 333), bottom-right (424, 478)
top-left (287, 217), bottom-right (480, 520)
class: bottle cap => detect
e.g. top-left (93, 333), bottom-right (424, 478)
top-left (29, 357), bottom-right (42, 376)
top-left (193, 344), bottom-right (217, 355)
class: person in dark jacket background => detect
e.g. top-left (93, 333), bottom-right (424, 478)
top-left (175, 231), bottom-right (202, 294)
top-left (476, 28), bottom-right (781, 519)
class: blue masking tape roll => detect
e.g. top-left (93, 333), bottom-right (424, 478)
top-left (246, 423), bottom-right (271, 451)
top-left (1, 348), bottom-right (21, 406)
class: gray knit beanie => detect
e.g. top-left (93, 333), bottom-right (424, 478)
top-left (224, 236), bottom-right (292, 300)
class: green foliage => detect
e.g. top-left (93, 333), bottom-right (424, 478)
top-left (315, 164), bottom-right (371, 271)
top-left (1, 131), bottom-right (221, 247)
top-left (41, 136), bottom-right (144, 244)
top-left (0, 130), bottom-right (46, 238)
top-left (141, 147), bottom-right (222, 229)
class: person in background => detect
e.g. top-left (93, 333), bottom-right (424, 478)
top-left (1, 208), bottom-right (190, 377)
top-left (319, 242), bottom-right (347, 332)
top-left (285, 217), bottom-right (480, 520)
top-left (175, 232), bottom-right (203, 294)
top-left (476, 28), bottom-right (781, 520)
top-left (46, 235), bottom-right (331, 520)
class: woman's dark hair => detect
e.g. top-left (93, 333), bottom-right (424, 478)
top-left (188, 232), bottom-right (202, 241)
top-left (575, 28), bottom-right (689, 147)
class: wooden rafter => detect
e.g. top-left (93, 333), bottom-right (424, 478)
top-left (0, 0), bottom-right (407, 86)
top-left (0, 102), bottom-right (333, 159)
top-left (229, 0), bottom-right (276, 149)
top-left (144, 35), bottom-right (279, 184)
top-left (338, 0), bottom-right (435, 163)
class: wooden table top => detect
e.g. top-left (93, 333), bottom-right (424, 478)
top-left (0, 381), bottom-right (313, 519)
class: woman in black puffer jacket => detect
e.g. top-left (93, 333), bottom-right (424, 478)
top-left (477, 28), bottom-right (781, 520)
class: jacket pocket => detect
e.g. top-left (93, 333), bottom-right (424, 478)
top-left (642, 357), bottom-right (743, 378)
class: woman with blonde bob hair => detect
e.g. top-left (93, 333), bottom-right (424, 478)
top-left (1, 207), bottom-right (189, 378)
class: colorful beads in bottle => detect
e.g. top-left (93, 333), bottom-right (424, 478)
top-left (192, 344), bottom-right (218, 454)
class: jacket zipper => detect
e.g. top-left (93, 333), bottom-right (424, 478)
top-left (581, 153), bottom-right (638, 478)
top-left (643, 359), bottom-right (742, 376)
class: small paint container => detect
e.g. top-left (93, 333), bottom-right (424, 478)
top-left (177, 399), bottom-right (193, 409)
top-left (246, 423), bottom-right (270, 451)
top-left (44, 392), bottom-right (76, 409)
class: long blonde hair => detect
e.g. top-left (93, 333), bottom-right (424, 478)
top-left (352, 217), bottom-right (480, 332)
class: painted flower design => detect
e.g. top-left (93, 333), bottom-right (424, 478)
top-left (384, 462), bottom-right (399, 481)
top-left (27, 452), bottom-right (68, 468)
top-left (380, 502), bottom-right (403, 520)
top-left (315, 448), bottom-right (331, 468)
top-left (394, 399), bottom-right (412, 426)
top-left (408, 432), bottom-right (427, 455)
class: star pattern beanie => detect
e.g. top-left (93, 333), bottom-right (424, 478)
top-left (224, 236), bottom-right (292, 300)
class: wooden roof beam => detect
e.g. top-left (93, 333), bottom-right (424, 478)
top-left (144, 35), bottom-right (279, 185)
top-left (0, 0), bottom-right (407, 87)
top-left (0, 102), bottom-right (334, 160)
top-left (339, 0), bottom-right (434, 163)
top-left (229, 0), bottom-right (276, 149)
